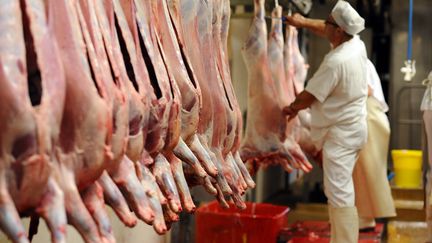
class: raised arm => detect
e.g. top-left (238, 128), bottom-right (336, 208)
top-left (285, 13), bottom-right (326, 37)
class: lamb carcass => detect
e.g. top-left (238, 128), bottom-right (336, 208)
top-left (173, 0), bottom-right (236, 204)
top-left (78, 1), bottom-right (162, 238)
top-left (50, 0), bottom-right (119, 241)
top-left (166, 0), bottom-right (219, 193)
top-left (92, 0), bottom-right (158, 228)
top-left (107, 0), bottom-right (169, 231)
top-left (240, 0), bottom-right (312, 173)
top-left (211, 0), bottom-right (249, 208)
top-left (175, 0), bottom-right (216, 175)
top-left (0, 0), bottom-right (67, 242)
top-left (131, 0), bottom-right (183, 216)
top-left (187, 0), bottom-right (241, 206)
top-left (284, 25), bottom-right (320, 160)
top-left (269, 6), bottom-right (311, 171)
top-left (218, 0), bottom-right (255, 190)
top-left (150, 0), bottom-right (214, 213)
top-left (154, 0), bottom-right (219, 198)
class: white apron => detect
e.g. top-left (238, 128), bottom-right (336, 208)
top-left (353, 97), bottom-right (396, 218)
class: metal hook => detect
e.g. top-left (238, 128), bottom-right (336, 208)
top-left (400, 60), bottom-right (416, 82)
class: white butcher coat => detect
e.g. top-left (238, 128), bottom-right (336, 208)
top-left (366, 59), bottom-right (389, 112)
top-left (305, 35), bottom-right (368, 207)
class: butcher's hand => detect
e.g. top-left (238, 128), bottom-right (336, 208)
top-left (285, 13), bottom-right (306, 28)
top-left (285, 14), bottom-right (327, 37)
top-left (283, 105), bottom-right (298, 121)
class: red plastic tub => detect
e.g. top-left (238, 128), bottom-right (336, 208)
top-left (195, 201), bottom-right (290, 243)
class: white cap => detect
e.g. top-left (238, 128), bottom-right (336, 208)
top-left (331, 0), bottom-right (365, 35)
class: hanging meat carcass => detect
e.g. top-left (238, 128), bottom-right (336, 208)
top-left (74, 2), bottom-right (138, 240)
top-left (131, 0), bottom-right (184, 218)
top-left (175, 0), bottom-right (217, 174)
top-left (164, 0), bottom-right (252, 209)
top-left (211, 0), bottom-right (249, 208)
top-left (166, 0), bottom-right (220, 193)
top-left (266, 4), bottom-right (307, 174)
top-left (154, 0), bottom-right (218, 198)
top-left (150, 0), bottom-right (212, 213)
top-left (288, 26), bottom-right (308, 95)
top-left (0, 0), bottom-right (67, 242)
top-left (173, 0), bottom-right (234, 204)
top-left (240, 0), bottom-right (313, 173)
top-left (180, 0), bottom-right (247, 208)
top-left (105, 0), bottom-right (169, 232)
top-left (49, 0), bottom-right (115, 241)
top-left (91, 0), bottom-right (154, 228)
top-left (284, 25), bottom-right (320, 160)
top-left (219, 0), bottom-right (256, 190)
top-left (0, 0), bottom-right (256, 241)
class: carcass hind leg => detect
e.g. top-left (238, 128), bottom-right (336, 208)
top-left (189, 135), bottom-right (218, 177)
top-left (112, 156), bottom-right (155, 224)
top-left (98, 172), bottom-right (137, 227)
top-left (62, 177), bottom-right (102, 243)
top-left (234, 151), bottom-right (255, 189)
top-left (0, 172), bottom-right (29, 243)
top-left (81, 182), bottom-right (115, 243)
top-left (226, 152), bottom-right (246, 193)
top-left (139, 164), bottom-right (167, 235)
top-left (214, 183), bottom-right (229, 209)
top-left (166, 153), bottom-right (195, 213)
top-left (223, 155), bottom-right (246, 209)
top-left (36, 178), bottom-right (67, 243)
top-left (162, 204), bottom-right (179, 229)
top-left (182, 162), bottom-right (217, 195)
top-left (210, 149), bottom-right (233, 196)
top-left (173, 137), bottom-right (207, 179)
top-left (153, 154), bottom-right (182, 213)
top-left (227, 152), bottom-right (248, 194)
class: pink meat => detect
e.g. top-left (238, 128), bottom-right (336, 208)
top-left (132, 0), bottom-right (182, 214)
top-left (219, 0), bottom-right (255, 189)
top-left (152, 0), bottom-right (208, 212)
top-left (50, 0), bottom-right (113, 241)
top-left (102, 0), bottom-right (163, 228)
top-left (0, 0), bottom-right (67, 241)
top-left (211, 0), bottom-right (246, 208)
top-left (284, 25), bottom-right (320, 159)
top-left (240, 0), bottom-right (312, 174)
top-left (166, 0), bottom-right (219, 191)
top-left (273, 6), bottom-right (311, 171)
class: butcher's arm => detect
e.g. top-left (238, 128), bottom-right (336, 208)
top-left (285, 13), bottom-right (326, 37)
top-left (283, 91), bottom-right (316, 120)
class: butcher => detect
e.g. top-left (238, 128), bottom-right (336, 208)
top-left (282, 1), bottom-right (368, 242)
top-left (353, 59), bottom-right (396, 231)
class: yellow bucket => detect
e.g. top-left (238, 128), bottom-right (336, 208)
top-left (391, 150), bottom-right (422, 188)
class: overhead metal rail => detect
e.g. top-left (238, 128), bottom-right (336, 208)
top-left (230, 0), bottom-right (312, 15)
